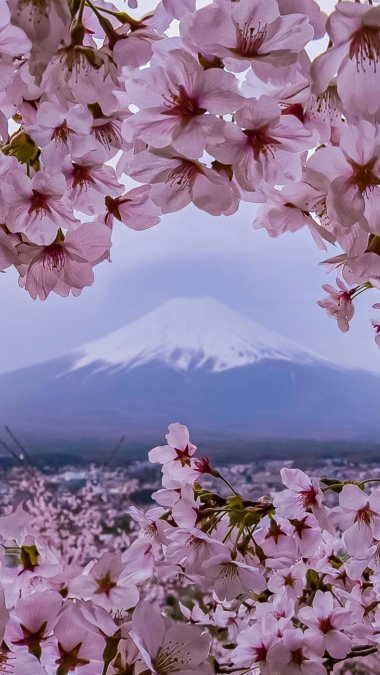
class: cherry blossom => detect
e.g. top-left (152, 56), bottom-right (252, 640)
top-left (299, 591), bottom-right (353, 660)
top-left (207, 96), bottom-right (316, 191)
top-left (1, 423), bottom-right (380, 675)
top-left (202, 553), bottom-right (266, 601)
top-left (267, 627), bottom-right (326, 675)
top-left (63, 150), bottom-right (123, 216)
top-left (232, 620), bottom-right (279, 675)
top-left (307, 121), bottom-right (380, 231)
top-left (17, 221), bottom-right (112, 300)
top-left (274, 468), bottom-right (323, 519)
top-left (104, 186), bottom-right (161, 231)
top-left (69, 552), bottom-right (139, 611)
top-left (311, 2), bottom-right (380, 116)
top-left (2, 171), bottom-right (79, 246)
top-left (130, 147), bottom-right (234, 215)
top-left (26, 100), bottom-right (97, 170)
top-left (339, 484), bottom-right (380, 557)
top-left (372, 304), bottom-right (380, 349)
top-left (182, 0), bottom-right (314, 73)
top-left (124, 49), bottom-right (242, 159)
top-left (149, 422), bottom-right (197, 466)
top-left (6, 591), bottom-right (62, 659)
top-left (317, 279), bottom-right (355, 334)
top-left (131, 602), bottom-right (212, 675)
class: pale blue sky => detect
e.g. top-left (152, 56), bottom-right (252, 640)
top-left (1, 0), bottom-right (378, 376)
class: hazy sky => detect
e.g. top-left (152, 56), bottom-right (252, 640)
top-left (1, 0), bottom-right (378, 376)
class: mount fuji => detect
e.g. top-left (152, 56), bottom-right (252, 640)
top-left (0, 296), bottom-right (380, 441)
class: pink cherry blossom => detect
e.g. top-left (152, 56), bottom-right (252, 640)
top-left (274, 468), bottom-right (323, 519)
top-left (6, 591), bottom-right (62, 659)
top-left (317, 279), bottom-right (355, 334)
top-left (52, 603), bottom-right (105, 675)
top-left (253, 182), bottom-right (334, 251)
top-left (232, 620), bottom-right (279, 675)
top-left (120, 538), bottom-right (155, 584)
top-left (182, 0), bottom-right (314, 73)
top-left (69, 552), bottom-right (139, 611)
top-left (104, 186), bottom-right (161, 231)
top-left (63, 150), bottom-right (123, 216)
top-left (290, 514), bottom-right (323, 558)
top-left (2, 170), bottom-right (79, 246)
top-left (124, 50), bottom-right (242, 159)
top-left (208, 96), bottom-right (316, 191)
top-left (202, 553), bottom-right (266, 601)
top-left (0, 228), bottom-right (20, 272)
top-left (130, 147), bottom-right (235, 215)
top-left (8, 0), bottom-right (71, 77)
top-left (267, 563), bottom-right (306, 600)
top-left (311, 2), bottom-right (380, 116)
top-left (307, 121), bottom-right (380, 232)
top-left (17, 221), bottom-right (112, 300)
top-left (128, 505), bottom-right (169, 548)
top-left (255, 517), bottom-right (298, 562)
top-left (165, 527), bottom-right (227, 574)
top-left (267, 627), bottom-right (326, 675)
top-left (299, 591), bottom-right (353, 660)
top-left (112, 11), bottom-right (169, 70)
top-left (26, 100), bottom-right (97, 170)
top-left (149, 423), bottom-right (197, 466)
top-left (339, 484), bottom-right (380, 557)
top-left (131, 602), bottom-right (212, 675)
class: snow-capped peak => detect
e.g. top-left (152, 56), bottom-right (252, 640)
top-left (70, 296), bottom-right (328, 374)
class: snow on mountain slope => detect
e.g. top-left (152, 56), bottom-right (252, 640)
top-left (70, 297), bottom-right (331, 374)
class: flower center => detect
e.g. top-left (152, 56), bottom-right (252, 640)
top-left (56, 642), bottom-right (90, 675)
top-left (318, 616), bottom-right (334, 634)
top-left (0, 651), bottom-right (13, 674)
top-left (350, 26), bottom-right (380, 73)
top-left (299, 485), bottom-right (318, 509)
top-left (92, 121), bottom-right (122, 149)
top-left (310, 84), bottom-right (341, 122)
top-left (72, 163), bottom-right (96, 189)
top-left (265, 519), bottom-right (286, 544)
top-left (235, 20), bottom-right (268, 57)
top-left (283, 573), bottom-right (295, 588)
top-left (174, 445), bottom-right (192, 466)
top-left (355, 502), bottom-right (374, 526)
top-left (350, 159), bottom-right (380, 193)
top-left (12, 622), bottom-right (48, 660)
top-left (165, 161), bottom-right (200, 194)
top-left (153, 639), bottom-right (190, 675)
top-left (253, 645), bottom-right (267, 663)
top-left (95, 572), bottom-right (117, 596)
top-left (243, 128), bottom-right (280, 161)
top-left (43, 244), bottom-right (66, 272)
top-left (52, 121), bottom-right (72, 144)
top-left (29, 189), bottom-right (51, 216)
top-left (291, 648), bottom-right (307, 667)
top-left (162, 85), bottom-right (205, 118)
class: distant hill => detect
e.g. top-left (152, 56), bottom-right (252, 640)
top-left (0, 297), bottom-right (379, 441)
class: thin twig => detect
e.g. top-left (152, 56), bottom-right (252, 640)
top-left (104, 435), bottom-right (126, 467)
top-left (5, 427), bottom-right (36, 475)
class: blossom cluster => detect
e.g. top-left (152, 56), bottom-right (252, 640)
top-left (0, 0), bottom-right (379, 344)
top-left (2, 422), bottom-right (380, 674)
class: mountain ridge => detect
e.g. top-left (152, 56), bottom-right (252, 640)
top-left (68, 296), bottom-right (336, 376)
top-left (0, 296), bottom-right (379, 442)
